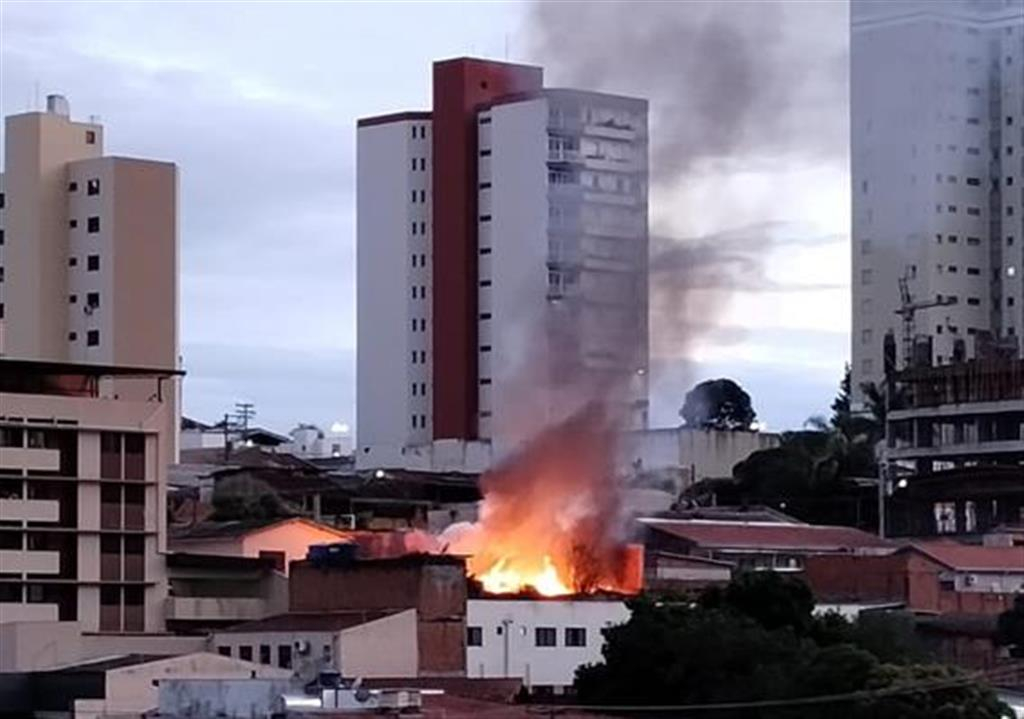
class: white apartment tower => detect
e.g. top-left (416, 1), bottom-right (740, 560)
top-left (0, 95), bottom-right (179, 371)
top-left (357, 59), bottom-right (649, 467)
top-left (851, 0), bottom-right (1024, 402)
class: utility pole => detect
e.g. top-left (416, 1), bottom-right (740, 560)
top-left (234, 402), bottom-right (256, 439)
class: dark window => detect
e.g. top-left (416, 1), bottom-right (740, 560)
top-left (87, 179), bottom-right (100, 196)
top-left (217, 646), bottom-right (231, 657)
top-left (480, 345), bottom-right (492, 352)
top-left (69, 219), bottom-right (77, 229)
top-left (480, 280), bottom-right (492, 287)
top-left (535, 627), bottom-right (557, 647)
top-left (479, 182), bottom-right (492, 189)
top-left (259, 645), bottom-right (271, 664)
top-left (467, 626), bottom-right (483, 647)
top-left (278, 644), bottom-right (292, 669)
top-left (565, 627), bottom-right (587, 647)
top-left (258, 550), bottom-right (286, 572)
top-left (86, 292), bottom-right (100, 308)
top-left (68, 332), bottom-right (77, 341)
top-left (480, 149), bottom-right (492, 157)
top-left (480, 247), bottom-right (492, 255)
top-left (68, 182), bottom-right (78, 192)
top-left (100, 432), bottom-right (121, 479)
top-left (0, 192), bottom-right (4, 208)
top-left (967, 298), bottom-right (980, 306)
top-left (69, 257), bottom-right (77, 267)
top-left (480, 313), bottom-right (492, 320)
top-left (239, 645), bottom-right (253, 662)
top-left (967, 267), bottom-right (980, 276)
top-left (0, 229), bottom-right (3, 245)
top-left (86, 330), bottom-right (99, 347)
top-left (85, 130), bottom-right (96, 144)
top-left (123, 434), bottom-right (144, 479)
top-left (87, 255), bottom-right (100, 271)
top-left (479, 215), bottom-right (492, 222)
top-left (87, 217), bottom-right (100, 233)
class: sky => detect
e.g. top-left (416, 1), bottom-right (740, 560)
top-left (0, 1), bottom-right (851, 436)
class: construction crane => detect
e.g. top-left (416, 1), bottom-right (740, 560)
top-left (894, 267), bottom-right (955, 366)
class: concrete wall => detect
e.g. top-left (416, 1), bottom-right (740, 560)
top-left (465, 599), bottom-right (629, 689)
top-left (338, 609), bottom-right (418, 678)
top-left (620, 427), bottom-right (780, 481)
top-left (158, 678), bottom-right (295, 719)
top-left (74, 652), bottom-right (289, 719)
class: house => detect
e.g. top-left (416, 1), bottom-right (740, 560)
top-left (465, 598), bottom-right (630, 694)
top-left (804, 542), bottom-right (1024, 615)
top-left (168, 517), bottom-right (353, 574)
top-left (637, 517), bottom-right (896, 572)
top-left (209, 609), bottom-right (419, 679)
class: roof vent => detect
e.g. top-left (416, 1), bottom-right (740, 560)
top-left (46, 94), bottom-right (70, 117)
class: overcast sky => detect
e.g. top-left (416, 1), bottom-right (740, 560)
top-left (1, 1), bottom-right (851, 435)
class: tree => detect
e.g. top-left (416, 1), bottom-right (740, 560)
top-left (830, 363), bottom-right (852, 431)
top-left (577, 575), bottom-right (1008, 718)
top-left (997, 594), bottom-right (1024, 658)
top-left (680, 378), bottom-right (756, 431)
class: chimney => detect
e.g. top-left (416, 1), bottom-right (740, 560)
top-left (46, 94), bottom-right (70, 118)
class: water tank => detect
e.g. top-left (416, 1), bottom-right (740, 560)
top-left (46, 94), bottom-right (70, 117)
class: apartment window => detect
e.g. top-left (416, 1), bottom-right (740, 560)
top-left (860, 239), bottom-right (872, 255)
top-left (419, 222), bottom-right (426, 234)
top-left (412, 383), bottom-right (418, 396)
top-left (87, 179), bottom-right (100, 196)
top-left (87, 216), bottom-right (100, 233)
top-left (419, 190), bottom-right (426, 202)
top-left (967, 207), bottom-right (981, 216)
top-left (87, 255), bottom-right (99, 271)
top-left (967, 267), bottom-right (980, 276)
top-left (467, 626), bottom-right (483, 647)
top-left (239, 645), bottom-right (253, 662)
top-left (480, 279), bottom-right (492, 287)
top-left (411, 158), bottom-right (417, 172)
top-left (68, 182), bottom-right (79, 192)
top-left (1008, 206), bottom-right (1016, 216)
top-left (411, 222), bottom-right (417, 236)
top-left (480, 149), bottom-right (491, 157)
top-left (479, 182), bottom-right (492, 190)
top-left (69, 219), bottom-right (77, 229)
top-left (480, 247), bottom-right (492, 255)
top-left (69, 257), bottom-right (77, 267)
top-left (411, 415), bottom-right (418, 429)
top-left (947, 235), bottom-right (958, 244)
top-left (966, 117), bottom-right (980, 125)
top-left (862, 359), bottom-right (874, 374)
top-left (278, 645), bottom-right (292, 669)
top-left (967, 237), bottom-right (981, 246)
top-left (479, 215), bottom-right (492, 222)
top-left (85, 130), bottom-right (96, 144)
top-left (480, 345), bottom-right (492, 352)
top-left (411, 351), bottom-right (418, 365)
top-left (535, 627), bottom-right (557, 647)
top-left (967, 298), bottom-right (980, 306)
top-left (217, 646), bottom-right (231, 657)
top-left (86, 292), bottom-right (100, 308)
top-left (68, 332), bottom-right (77, 341)
top-left (259, 645), bottom-right (271, 664)
top-left (947, 265), bottom-right (958, 273)
top-left (934, 502), bottom-right (956, 534)
top-left (861, 329), bottom-right (873, 345)
top-left (412, 254), bottom-right (418, 267)
top-left (860, 269), bottom-right (873, 285)
top-left (420, 382), bottom-right (426, 395)
top-left (947, 205), bottom-right (957, 213)
top-left (480, 312), bottom-right (492, 320)
top-left (87, 330), bottom-right (99, 347)
top-left (966, 147), bottom-right (980, 156)
top-left (966, 177), bottom-right (981, 186)
top-left (565, 627), bottom-right (587, 647)
top-left (410, 126), bottom-right (416, 139)
top-left (480, 378), bottom-right (492, 385)
top-left (411, 190), bottom-right (417, 203)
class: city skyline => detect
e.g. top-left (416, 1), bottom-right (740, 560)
top-left (0, 1), bottom-right (849, 434)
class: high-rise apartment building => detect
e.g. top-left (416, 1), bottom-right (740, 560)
top-left (0, 95), bottom-right (178, 371)
top-left (851, 0), bottom-right (1024, 403)
top-left (356, 59), bottom-right (649, 467)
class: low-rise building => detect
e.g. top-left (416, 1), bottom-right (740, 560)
top-left (164, 552), bottom-right (288, 634)
top-left (804, 543), bottom-right (1024, 616)
top-left (465, 598), bottom-right (629, 693)
top-left (620, 427), bottom-right (781, 486)
top-left (209, 609), bottom-right (419, 679)
top-left (168, 517), bottom-right (353, 574)
top-left (637, 517), bottom-right (896, 573)
top-left (0, 358), bottom-right (179, 633)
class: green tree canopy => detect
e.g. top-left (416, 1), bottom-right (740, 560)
top-left (680, 378), bottom-right (757, 431)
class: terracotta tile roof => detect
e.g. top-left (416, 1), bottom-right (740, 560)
top-left (911, 542), bottom-right (1024, 571)
top-left (639, 518), bottom-right (896, 552)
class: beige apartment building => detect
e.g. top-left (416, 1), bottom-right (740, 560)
top-left (0, 358), bottom-right (179, 633)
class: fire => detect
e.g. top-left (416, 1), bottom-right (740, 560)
top-left (440, 403), bottom-right (643, 597)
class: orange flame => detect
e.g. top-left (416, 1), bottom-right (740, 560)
top-left (442, 403), bottom-right (642, 597)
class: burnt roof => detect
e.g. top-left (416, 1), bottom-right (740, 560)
top-left (219, 610), bottom-right (399, 633)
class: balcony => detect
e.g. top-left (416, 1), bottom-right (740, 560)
top-left (0, 602), bottom-right (59, 622)
top-left (0, 447), bottom-right (60, 472)
top-left (0, 549), bottom-right (61, 574)
top-left (0, 498), bottom-right (60, 522)
top-left (164, 596), bottom-right (274, 623)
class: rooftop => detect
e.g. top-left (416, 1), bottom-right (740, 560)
top-left (639, 518), bottom-right (896, 552)
top-left (170, 516), bottom-right (351, 542)
top-left (219, 610), bottom-right (400, 633)
top-left (910, 542), bottom-right (1024, 572)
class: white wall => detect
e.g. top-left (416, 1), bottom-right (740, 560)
top-left (465, 599), bottom-right (629, 690)
top-left (356, 118), bottom-right (432, 457)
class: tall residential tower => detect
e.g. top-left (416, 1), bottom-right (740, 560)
top-left (851, 0), bottom-right (1024, 401)
top-left (357, 59), bottom-right (649, 467)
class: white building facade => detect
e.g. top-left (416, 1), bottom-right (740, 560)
top-left (465, 598), bottom-right (630, 693)
top-left (851, 0), bottom-right (1024, 403)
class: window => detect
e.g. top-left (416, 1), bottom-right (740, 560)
top-left (480, 149), bottom-right (491, 157)
top-left (87, 255), bottom-right (99, 271)
top-left (86, 292), bottom-right (100, 308)
top-left (565, 627), bottom-right (586, 647)
top-left (480, 247), bottom-right (492, 255)
top-left (967, 267), bottom-right (980, 276)
top-left (480, 279), bottom-right (492, 287)
top-left (860, 269), bottom-right (873, 285)
top-left (947, 235), bottom-right (958, 244)
top-left (480, 345), bottom-right (492, 352)
top-left (411, 190), bottom-right (417, 203)
top-left (967, 298), bottom-right (980, 306)
top-left (965, 501), bottom-right (977, 533)
top-left (68, 332), bottom-right (77, 341)
top-left (87, 216), bottom-right (100, 233)
top-left (947, 265), bottom-right (958, 273)
top-left (69, 219), bottom-right (77, 229)
top-left (480, 312), bottom-right (492, 320)
top-left (479, 182), bottom-right (492, 189)
top-left (967, 237), bottom-right (981, 246)
top-left (934, 501), bottom-right (957, 534)
top-left (68, 182), bottom-right (78, 192)
top-left (411, 158), bottom-right (417, 172)
top-left (87, 179), bottom-right (100, 196)
top-left (278, 645), bottom-right (292, 669)
top-left (85, 130), bottom-right (96, 144)
top-left (861, 329), bottom-right (873, 345)
top-left (238, 645), bottom-right (253, 662)
top-left (860, 239), bottom-right (872, 255)
top-left (411, 222), bottom-right (417, 235)
top-left (967, 207), bottom-right (981, 216)
top-left (69, 257), bottom-right (77, 267)
top-left (258, 550), bottom-right (286, 572)
top-left (419, 190), bottom-right (426, 202)
top-left (419, 222), bottom-right (426, 234)
top-left (87, 330), bottom-right (99, 347)
top-left (862, 358), bottom-right (874, 374)
top-left (966, 177), bottom-right (980, 186)
top-left (259, 645), bottom-right (271, 664)
top-left (480, 378), bottom-right (492, 385)
top-left (479, 215), bottom-right (492, 222)
top-left (535, 627), bottom-right (557, 647)
top-left (217, 646), bottom-right (231, 657)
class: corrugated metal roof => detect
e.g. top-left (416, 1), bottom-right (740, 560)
top-left (911, 542), bottom-right (1024, 571)
top-left (639, 518), bottom-right (895, 552)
